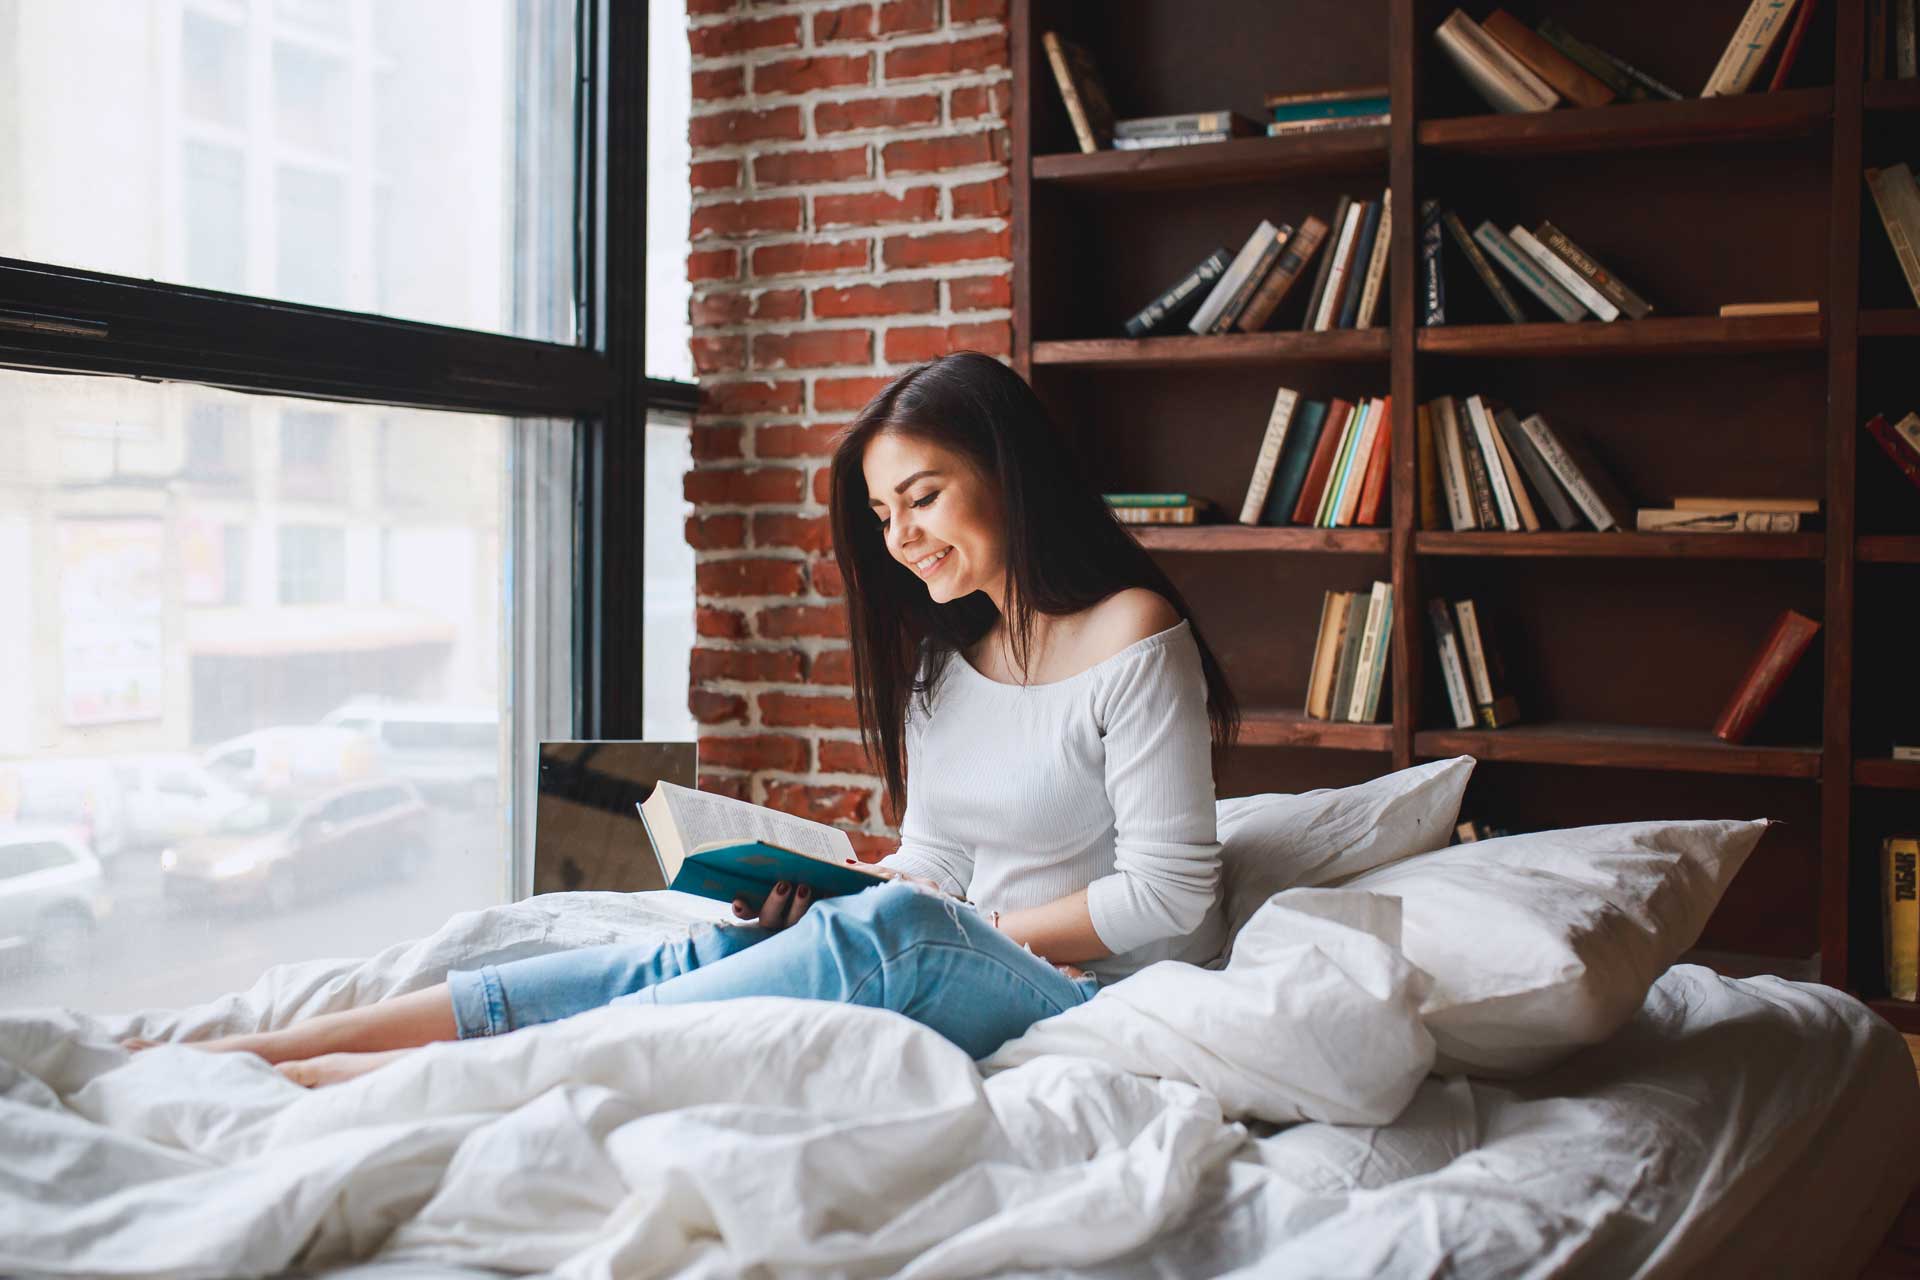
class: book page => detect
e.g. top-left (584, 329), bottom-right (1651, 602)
top-left (659, 781), bottom-right (856, 862)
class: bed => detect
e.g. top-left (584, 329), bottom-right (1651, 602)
top-left (3, 881), bottom-right (1915, 1280)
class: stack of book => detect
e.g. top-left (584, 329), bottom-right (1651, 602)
top-left (1433, 3), bottom-right (1819, 113)
top-left (1865, 410), bottom-right (1920, 495)
top-left (1868, 1), bottom-right (1920, 81)
top-left (1420, 395), bottom-right (1631, 532)
top-left (1304, 583), bottom-right (1394, 724)
top-left (1429, 597), bottom-right (1522, 729)
top-left (1263, 85), bottom-right (1389, 137)
top-left (1239, 390), bottom-right (1392, 529)
top-left (1634, 497), bottom-right (1820, 533)
top-left (1417, 200), bottom-right (1653, 326)
top-left (1112, 110), bottom-right (1260, 150)
top-left (1865, 163), bottom-right (1920, 309)
top-left (1104, 493), bottom-right (1212, 525)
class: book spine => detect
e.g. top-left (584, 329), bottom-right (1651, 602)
top-left (1483, 404), bottom-right (1542, 531)
top-left (1292, 398), bottom-right (1353, 523)
top-left (1466, 396), bottom-right (1521, 530)
top-left (1111, 504), bottom-right (1197, 525)
top-left (1237, 215), bottom-right (1329, 332)
top-left (1303, 590), bottom-right (1339, 717)
top-left (1301, 195), bottom-right (1352, 331)
top-left (1103, 493), bottom-right (1191, 506)
top-left (1347, 582), bottom-right (1390, 722)
top-left (1436, 396), bottom-right (1480, 530)
top-left (1535, 221), bottom-right (1655, 319)
top-left (1306, 591), bottom-right (1350, 719)
top-left (1430, 398), bottom-right (1465, 529)
top-left (1511, 225), bottom-right (1619, 321)
top-left (1114, 111), bottom-right (1242, 136)
top-left (1314, 202), bottom-right (1366, 331)
top-left (1419, 198), bottom-right (1446, 326)
top-left (1356, 191), bottom-right (1395, 329)
top-left (1355, 397), bottom-right (1394, 527)
top-left (1429, 598), bottom-right (1477, 730)
top-left (1318, 398), bottom-right (1370, 526)
top-left (1535, 18), bottom-right (1645, 100)
top-left (1264, 399), bottom-right (1329, 523)
top-left (1266, 84), bottom-right (1392, 107)
top-left (1519, 413), bottom-right (1615, 530)
top-left (1191, 221), bottom-right (1276, 334)
top-left (1417, 402), bottom-right (1442, 530)
top-left (1900, 0), bottom-right (1917, 77)
top-left (1043, 33), bottom-right (1100, 155)
top-left (1866, 166), bottom-right (1920, 307)
top-left (1711, 609), bottom-right (1821, 744)
top-left (1112, 132), bottom-right (1233, 149)
top-left (1703, 0), bottom-right (1796, 96)
top-left (1239, 387), bottom-right (1300, 524)
top-left (1124, 250), bottom-right (1230, 338)
top-left (1454, 599), bottom-right (1496, 705)
top-left (1457, 412), bottom-right (1503, 530)
top-left (1329, 590), bottom-right (1372, 723)
top-left (1768, 0), bottom-right (1822, 90)
top-left (1338, 197), bottom-right (1385, 329)
top-left (1449, 10), bottom-right (1562, 106)
top-left (1888, 836), bottom-right (1919, 1002)
top-left (1497, 408), bottom-right (1582, 530)
top-left (1866, 415), bottom-right (1920, 495)
top-left (1590, 37), bottom-right (1686, 100)
top-left (1444, 210), bottom-right (1528, 324)
top-left (1360, 585), bottom-right (1394, 723)
top-left (1211, 227), bottom-right (1289, 333)
top-left (1474, 222), bottom-right (1587, 322)
top-left (1481, 8), bottom-right (1616, 107)
top-left (1265, 113), bottom-right (1391, 135)
top-left (1635, 508), bottom-right (1807, 532)
top-left (1435, 11), bottom-right (1558, 112)
top-left (1268, 97), bottom-right (1392, 122)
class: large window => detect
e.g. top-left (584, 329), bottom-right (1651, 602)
top-left (0, 0), bottom-right (684, 1016)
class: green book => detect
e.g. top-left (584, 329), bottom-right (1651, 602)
top-left (1103, 493), bottom-right (1192, 507)
top-left (1261, 399), bottom-right (1329, 525)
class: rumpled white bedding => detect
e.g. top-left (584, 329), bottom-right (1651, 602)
top-left (1, 887), bottom-right (1913, 1279)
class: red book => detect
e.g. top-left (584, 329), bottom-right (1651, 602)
top-left (1866, 414), bottom-right (1920, 495)
top-left (1712, 609), bottom-right (1821, 745)
top-left (1767, 0), bottom-right (1820, 91)
top-left (1291, 397), bottom-right (1354, 525)
top-left (1355, 396), bottom-right (1394, 526)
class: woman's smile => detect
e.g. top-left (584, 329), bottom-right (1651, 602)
top-left (913, 546), bottom-right (952, 577)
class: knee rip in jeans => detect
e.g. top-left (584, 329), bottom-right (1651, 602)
top-left (882, 877), bottom-right (976, 943)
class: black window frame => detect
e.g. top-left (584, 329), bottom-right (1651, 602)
top-left (0, 0), bottom-right (689, 741)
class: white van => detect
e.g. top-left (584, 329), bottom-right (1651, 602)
top-left (320, 701), bottom-right (500, 809)
top-left (105, 754), bottom-right (250, 848)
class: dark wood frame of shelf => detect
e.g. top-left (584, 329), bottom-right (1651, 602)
top-left (1009, 2), bottom-right (1885, 1001)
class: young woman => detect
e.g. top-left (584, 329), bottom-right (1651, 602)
top-left (130, 351), bottom-right (1239, 1087)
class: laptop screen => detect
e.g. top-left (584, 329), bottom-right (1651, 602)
top-left (532, 741), bottom-right (696, 895)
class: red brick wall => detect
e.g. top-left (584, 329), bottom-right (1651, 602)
top-left (683, 0), bottom-right (1012, 859)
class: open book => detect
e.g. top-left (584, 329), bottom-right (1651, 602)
top-left (636, 781), bottom-right (905, 907)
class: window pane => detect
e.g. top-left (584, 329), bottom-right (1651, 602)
top-left (647, 0), bottom-right (693, 382)
top-left (1, 1), bottom-right (578, 343)
top-left (643, 413), bottom-right (696, 741)
top-left (0, 369), bottom-right (564, 1014)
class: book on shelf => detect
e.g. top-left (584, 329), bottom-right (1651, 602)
top-left (1322, 398), bottom-right (1389, 528)
top-left (1337, 197), bottom-right (1384, 329)
top-left (1266, 114), bottom-right (1390, 137)
top-left (1239, 386), bottom-right (1301, 524)
top-left (1419, 198), bottom-right (1447, 326)
top-left (1674, 495), bottom-right (1821, 512)
top-left (1124, 248), bottom-right (1231, 338)
top-left (1886, 835), bottom-right (1919, 1002)
top-left (1352, 581), bottom-right (1394, 723)
top-left (1865, 412), bottom-right (1920, 495)
top-left (1113, 110), bottom-right (1258, 139)
top-left (1430, 396), bottom-right (1478, 530)
top-left (1110, 502), bottom-right (1205, 525)
top-left (1358, 193), bottom-right (1400, 330)
top-left (1535, 221), bottom-right (1655, 320)
top-left (1304, 590), bottom-right (1351, 721)
top-left (637, 781), bottom-right (900, 908)
top-left (1512, 225), bottom-right (1620, 321)
top-left (1236, 215), bottom-right (1329, 332)
top-left (1717, 300), bottom-right (1820, 317)
top-left (1475, 222), bottom-right (1587, 322)
top-left (1444, 209), bottom-right (1528, 324)
top-left (1768, 0), bottom-right (1824, 90)
top-left (1453, 598), bottom-right (1524, 728)
top-left (1464, 395), bottom-right (1525, 531)
top-left (1900, 0), bottom-right (1919, 77)
top-left (1864, 164), bottom-right (1920, 309)
top-left (1429, 597), bottom-right (1477, 730)
top-left (1265, 85), bottom-right (1390, 117)
top-left (1702, 0), bottom-right (1798, 97)
top-left (1328, 586), bottom-right (1373, 724)
top-left (1259, 399), bottom-right (1331, 525)
top-left (1535, 17), bottom-right (1684, 101)
top-left (1417, 402), bottom-right (1443, 530)
top-left (1314, 199), bottom-right (1369, 331)
top-left (1481, 9), bottom-right (1616, 107)
top-left (1191, 220), bottom-right (1283, 335)
top-left (1313, 399), bottom-right (1365, 527)
top-left (1354, 398), bottom-right (1394, 527)
top-left (1451, 398), bottom-right (1503, 529)
top-left (1114, 131), bottom-right (1238, 150)
top-left (1213, 223), bottom-right (1295, 334)
top-left (1711, 608), bottom-right (1821, 745)
top-left (1102, 492), bottom-right (1192, 507)
top-left (1517, 412), bottom-right (1634, 531)
top-left (1496, 406), bottom-right (1583, 530)
top-left (1635, 507), bottom-right (1814, 532)
top-left (1894, 745), bottom-right (1920, 763)
top-left (1042, 31), bottom-right (1115, 154)
top-left (1483, 404), bottom-right (1543, 531)
top-left (1435, 8), bottom-right (1561, 113)
top-left (1292, 397), bottom-right (1355, 524)
top-left (1300, 194), bottom-right (1352, 331)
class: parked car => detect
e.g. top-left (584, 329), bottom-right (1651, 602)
top-left (105, 754), bottom-right (249, 849)
top-left (0, 758), bottom-right (129, 862)
top-left (320, 700), bottom-right (500, 809)
top-left (202, 726), bottom-right (377, 793)
top-left (0, 824), bottom-right (108, 974)
top-left (160, 779), bottom-right (432, 913)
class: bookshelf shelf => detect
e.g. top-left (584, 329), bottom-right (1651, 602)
top-left (1415, 531), bottom-right (1826, 560)
top-left (1859, 309), bottom-right (1920, 337)
top-left (1129, 526), bottom-right (1388, 554)
top-left (1242, 709), bottom-right (1391, 752)
top-left (1415, 314), bottom-right (1824, 358)
top-left (1413, 723), bottom-right (1823, 778)
top-left (1416, 87), bottom-right (1833, 157)
top-left (1033, 330), bottom-right (1389, 368)
top-left (1031, 129), bottom-right (1389, 191)
top-left (1854, 758), bottom-right (1920, 790)
top-left (1857, 535), bottom-right (1920, 563)
top-left (1863, 79), bottom-right (1920, 113)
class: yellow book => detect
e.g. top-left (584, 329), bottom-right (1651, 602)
top-left (1885, 835), bottom-right (1920, 1001)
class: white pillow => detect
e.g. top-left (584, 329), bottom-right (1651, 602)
top-left (1213, 756), bottom-right (1473, 963)
top-left (1340, 817), bottom-right (1770, 1077)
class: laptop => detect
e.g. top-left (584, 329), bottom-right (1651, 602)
top-left (531, 740), bottom-right (695, 896)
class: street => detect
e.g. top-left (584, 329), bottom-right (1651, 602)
top-left (0, 808), bottom-right (508, 1016)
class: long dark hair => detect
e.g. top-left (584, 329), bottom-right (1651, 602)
top-left (827, 351), bottom-right (1240, 824)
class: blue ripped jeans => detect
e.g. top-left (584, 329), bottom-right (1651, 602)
top-left (445, 880), bottom-right (1102, 1061)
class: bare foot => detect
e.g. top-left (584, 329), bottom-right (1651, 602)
top-left (275, 1048), bottom-right (416, 1088)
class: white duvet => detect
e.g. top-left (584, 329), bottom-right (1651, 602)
top-left (1, 887), bottom-right (1913, 1279)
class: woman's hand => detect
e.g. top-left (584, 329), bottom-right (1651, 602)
top-left (872, 865), bottom-right (950, 896)
top-left (733, 880), bottom-right (814, 931)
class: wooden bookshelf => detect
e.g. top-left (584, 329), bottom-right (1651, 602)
top-left (1012, 0), bottom-right (1916, 1015)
